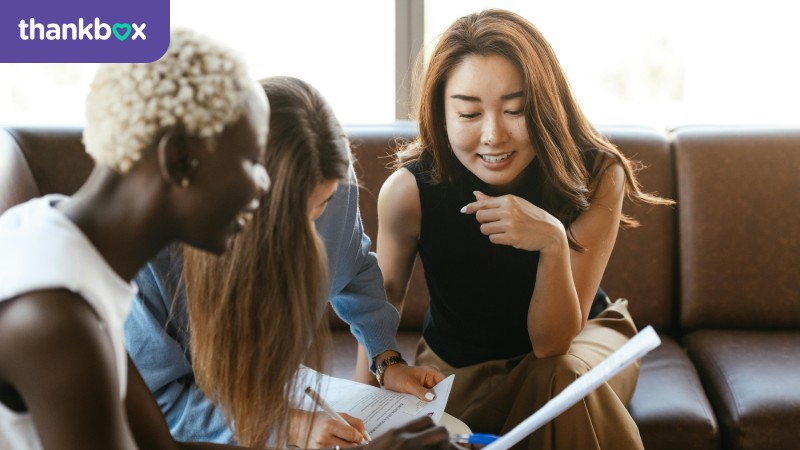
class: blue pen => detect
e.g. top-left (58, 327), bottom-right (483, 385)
top-left (450, 433), bottom-right (500, 446)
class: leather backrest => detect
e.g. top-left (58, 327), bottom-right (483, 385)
top-left (346, 122), bottom-right (428, 329)
top-left (0, 129), bottom-right (41, 213)
top-left (0, 127), bottom-right (90, 215)
top-left (675, 126), bottom-right (800, 329)
top-left (0, 124), bottom-right (680, 333)
top-left (602, 126), bottom-right (677, 332)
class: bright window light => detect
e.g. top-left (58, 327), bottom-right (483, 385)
top-left (0, 1), bottom-right (394, 126)
top-left (0, 1), bottom-right (797, 128)
top-left (425, 0), bottom-right (800, 127)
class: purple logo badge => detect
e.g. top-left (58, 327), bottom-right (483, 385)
top-left (1, 0), bottom-right (169, 62)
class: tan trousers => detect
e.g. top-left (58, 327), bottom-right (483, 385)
top-left (416, 299), bottom-right (644, 450)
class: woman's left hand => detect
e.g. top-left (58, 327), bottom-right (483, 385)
top-left (461, 191), bottom-right (566, 253)
top-left (382, 363), bottom-right (445, 402)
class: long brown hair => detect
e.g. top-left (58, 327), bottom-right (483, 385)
top-left (183, 76), bottom-right (351, 447)
top-left (398, 9), bottom-right (672, 249)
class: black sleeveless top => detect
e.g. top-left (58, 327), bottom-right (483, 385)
top-left (408, 157), bottom-right (607, 367)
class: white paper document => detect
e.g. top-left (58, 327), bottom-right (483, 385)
top-left (296, 367), bottom-right (455, 438)
top-left (482, 325), bottom-right (661, 450)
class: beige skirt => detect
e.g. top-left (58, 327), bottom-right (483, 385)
top-left (415, 299), bottom-right (644, 450)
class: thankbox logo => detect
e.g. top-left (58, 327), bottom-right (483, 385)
top-left (1, 0), bottom-right (168, 62)
top-left (18, 18), bottom-right (147, 41)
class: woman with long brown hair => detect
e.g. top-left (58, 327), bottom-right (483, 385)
top-left (378, 9), bottom-right (673, 450)
top-left (127, 76), bottom-right (449, 449)
top-left (184, 76), bottom-right (351, 448)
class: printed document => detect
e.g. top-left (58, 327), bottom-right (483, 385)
top-left (296, 367), bottom-right (455, 438)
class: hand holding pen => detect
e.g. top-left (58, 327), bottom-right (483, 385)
top-left (305, 386), bottom-right (371, 445)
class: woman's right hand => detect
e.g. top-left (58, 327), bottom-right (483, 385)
top-left (363, 416), bottom-right (451, 450)
top-left (289, 409), bottom-right (368, 448)
top-left (462, 191), bottom-right (567, 254)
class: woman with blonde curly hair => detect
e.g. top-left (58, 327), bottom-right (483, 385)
top-left (0, 27), bottom-right (273, 449)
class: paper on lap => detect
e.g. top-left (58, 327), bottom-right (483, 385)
top-left (296, 367), bottom-right (455, 438)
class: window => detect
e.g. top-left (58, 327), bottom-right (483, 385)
top-left (424, 0), bottom-right (800, 127)
top-left (0, 0), bottom-right (394, 125)
top-left (1, 0), bottom-right (798, 127)
top-left (170, 0), bottom-right (395, 124)
top-left (0, 63), bottom-right (97, 126)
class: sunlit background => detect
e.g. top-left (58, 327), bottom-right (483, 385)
top-left (1, 0), bottom-right (798, 128)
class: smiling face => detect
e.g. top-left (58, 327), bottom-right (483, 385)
top-left (444, 54), bottom-right (536, 193)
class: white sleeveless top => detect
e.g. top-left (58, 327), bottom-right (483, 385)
top-left (0, 195), bottom-right (136, 449)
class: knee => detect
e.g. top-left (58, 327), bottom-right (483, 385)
top-left (535, 354), bottom-right (591, 390)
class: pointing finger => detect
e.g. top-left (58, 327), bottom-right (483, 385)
top-left (473, 190), bottom-right (493, 201)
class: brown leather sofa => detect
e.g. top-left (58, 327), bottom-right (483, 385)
top-left (1, 124), bottom-right (798, 450)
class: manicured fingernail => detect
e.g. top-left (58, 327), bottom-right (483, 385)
top-left (425, 392), bottom-right (435, 401)
top-left (460, 205), bottom-right (467, 213)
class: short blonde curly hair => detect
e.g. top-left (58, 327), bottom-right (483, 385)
top-left (84, 27), bottom-right (257, 173)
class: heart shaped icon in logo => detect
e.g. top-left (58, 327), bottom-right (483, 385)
top-left (113, 23), bottom-right (132, 41)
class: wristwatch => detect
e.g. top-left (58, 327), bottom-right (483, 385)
top-left (375, 353), bottom-right (407, 387)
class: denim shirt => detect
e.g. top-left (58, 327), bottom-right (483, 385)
top-left (124, 167), bottom-right (400, 443)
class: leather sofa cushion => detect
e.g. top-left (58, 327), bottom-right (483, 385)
top-left (628, 337), bottom-right (719, 450)
top-left (675, 127), bottom-right (800, 329)
top-left (685, 330), bottom-right (800, 450)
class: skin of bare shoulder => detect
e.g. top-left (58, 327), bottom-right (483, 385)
top-left (0, 290), bottom-right (138, 450)
top-left (379, 168), bottom-right (422, 241)
top-left (587, 161), bottom-right (626, 211)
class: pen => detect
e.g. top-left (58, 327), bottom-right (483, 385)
top-left (450, 433), bottom-right (500, 446)
top-left (304, 386), bottom-right (371, 444)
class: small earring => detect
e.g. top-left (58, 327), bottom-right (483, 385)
top-left (181, 177), bottom-right (190, 188)
top-left (189, 159), bottom-right (199, 169)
